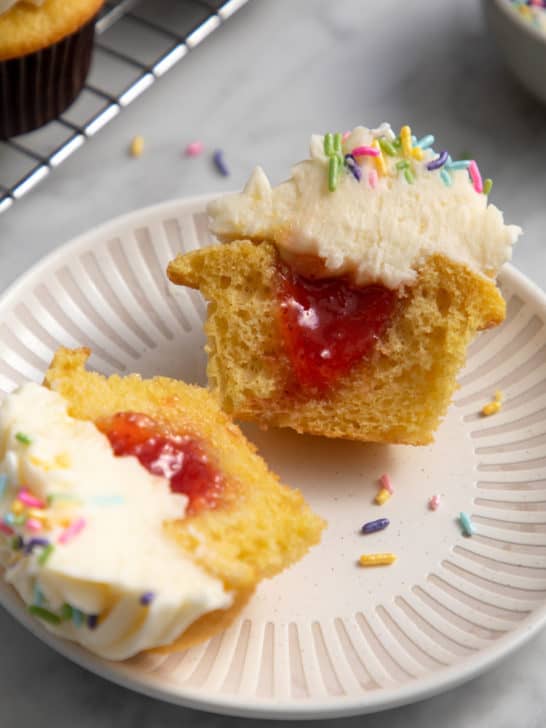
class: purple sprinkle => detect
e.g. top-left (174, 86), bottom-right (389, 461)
top-left (24, 538), bottom-right (49, 554)
top-left (344, 154), bottom-right (362, 182)
top-left (140, 591), bottom-right (156, 606)
top-left (426, 150), bottom-right (449, 171)
top-left (361, 518), bottom-right (390, 534)
top-left (213, 149), bottom-right (229, 177)
top-left (87, 614), bottom-right (99, 630)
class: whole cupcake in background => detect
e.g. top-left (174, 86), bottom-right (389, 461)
top-left (0, 0), bottom-right (104, 139)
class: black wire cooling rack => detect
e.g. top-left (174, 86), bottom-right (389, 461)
top-left (0, 0), bottom-right (247, 215)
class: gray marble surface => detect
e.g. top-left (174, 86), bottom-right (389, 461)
top-left (1, 0), bottom-right (546, 725)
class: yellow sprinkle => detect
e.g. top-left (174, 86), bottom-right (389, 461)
top-left (359, 553), bottom-right (397, 567)
top-left (482, 400), bottom-right (502, 416)
top-left (371, 139), bottom-right (387, 175)
top-left (400, 125), bottom-right (412, 158)
top-left (11, 500), bottom-right (24, 515)
top-left (28, 508), bottom-right (48, 520)
top-left (494, 390), bottom-right (504, 402)
top-left (411, 146), bottom-right (424, 161)
top-left (375, 488), bottom-right (391, 505)
top-left (130, 135), bottom-right (144, 158)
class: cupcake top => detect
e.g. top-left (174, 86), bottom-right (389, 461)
top-left (0, 0), bottom-right (44, 15)
top-left (208, 123), bottom-right (522, 289)
top-left (508, 0), bottom-right (546, 33)
top-left (0, 384), bottom-right (231, 660)
top-left (0, 0), bottom-right (103, 60)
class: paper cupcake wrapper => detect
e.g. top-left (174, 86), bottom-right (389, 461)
top-left (0, 14), bottom-right (97, 139)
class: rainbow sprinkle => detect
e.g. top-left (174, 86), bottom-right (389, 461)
top-left (185, 140), bottom-right (204, 157)
top-left (481, 390), bottom-right (503, 416)
top-left (358, 553), bottom-right (397, 567)
top-left (15, 432), bottom-right (32, 446)
top-left (28, 605), bottom-right (61, 625)
top-left (0, 474), bottom-right (7, 498)
top-left (428, 494), bottom-right (441, 511)
top-left (58, 517), bottom-right (86, 545)
top-left (379, 473), bottom-right (394, 494)
top-left (375, 488), bottom-right (391, 506)
top-left (324, 124), bottom-right (493, 196)
top-left (18, 489), bottom-right (45, 509)
top-left (459, 511), bottom-right (475, 537)
top-left (213, 149), bottom-right (230, 177)
top-left (361, 518), bottom-right (390, 534)
top-left (140, 591), bottom-right (156, 606)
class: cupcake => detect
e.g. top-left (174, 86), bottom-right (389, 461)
top-left (0, 0), bottom-right (104, 138)
top-left (167, 123), bottom-right (522, 445)
top-left (0, 348), bottom-right (324, 659)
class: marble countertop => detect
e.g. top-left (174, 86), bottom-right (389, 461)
top-left (2, 0), bottom-right (546, 725)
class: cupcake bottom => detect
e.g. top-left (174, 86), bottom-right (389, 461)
top-left (0, 13), bottom-right (97, 139)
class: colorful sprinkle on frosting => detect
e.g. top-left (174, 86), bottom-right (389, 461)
top-left (321, 124), bottom-right (494, 196)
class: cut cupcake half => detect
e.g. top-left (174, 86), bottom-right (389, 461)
top-left (0, 348), bottom-right (324, 659)
top-left (167, 123), bottom-right (521, 445)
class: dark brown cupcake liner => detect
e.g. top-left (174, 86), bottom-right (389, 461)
top-left (0, 14), bottom-right (97, 139)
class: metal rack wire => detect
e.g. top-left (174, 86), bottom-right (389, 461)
top-left (0, 0), bottom-right (247, 215)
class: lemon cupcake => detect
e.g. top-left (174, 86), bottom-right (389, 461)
top-left (0, 0), bottom-right (104, 138)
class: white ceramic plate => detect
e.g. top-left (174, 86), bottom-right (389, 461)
top-left (1, 196), bottom-right (546, 720)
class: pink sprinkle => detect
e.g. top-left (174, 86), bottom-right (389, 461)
top-left (342, 131), bottom-right (351, 142)
top-left (368, 169), bottom-right (378, 189)
top-left (380, 473), bottom-right (394, 494)
top-left (58, 517), bottom-right (86, 545)
top-left (26, 518), bottom-right (43, 533)
top-left (185, 141), bottom-right (204, 157)
top-left (18, 489), bottom-right (45, 509)
top-left (0, 522), bottom-right (14, 536)
top-left (468, 160), bottom-right (483, 194)
top-left (352, 145), bottom-right (380, 157)
top-left (428, 494), bottom-right (441, 511)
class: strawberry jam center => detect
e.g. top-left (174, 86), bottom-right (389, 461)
top-left (98, 412), bottom-right (224, 515)
top-left (277, 264), bottom-right (397, 392)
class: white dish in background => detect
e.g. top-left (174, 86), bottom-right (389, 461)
top-left (0, 197), bottom-right (546, 719)
top-left (484, 0), bottom-right (546, 104)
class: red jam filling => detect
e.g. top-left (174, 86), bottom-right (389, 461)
top-left (277, 264), bottom-right (397, 392)
top-left (98, 412), bottom-right (224, 515)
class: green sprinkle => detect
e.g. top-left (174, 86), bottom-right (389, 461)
top-left (13, 514), bottom-right (27, 526)
top-left (483, 178), bottom-right (493, 195)
top-left (393, 136), bottom-right (402, 149)
top-left (333, 132), bottom-right (342, 153)
top-left (28, 605), bottom-right (61, 625)
top-left (60, 603), bottom-right (73, 621)
top-left (15, 432), bottom-right (32, 446)
top-left (396, 160), bottom-right (410, 170)
top-left (328, 155), bottom-right (340, 192)
top-left (379, 138), bottom-right (396, 156)
top-left (47, 493), bottom-right (81, 506)
top-left (323, 132), bottom-right (334, 156)
top-left (404, 168), bottom-right (415, 184)
top-left (38, 543), bottom-right (54, 566)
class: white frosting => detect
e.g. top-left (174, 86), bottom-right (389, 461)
top-left (0, 384), bottom-right (231, 661)
top-left (0, 0), bottom-right (45, 15)
top-left (207, 124), bottom-right (522, 289)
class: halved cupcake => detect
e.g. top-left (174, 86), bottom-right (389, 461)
top-left (167, 123), bottom-right (521, 445)
top-left (0, 348), bottom-right (324, 659)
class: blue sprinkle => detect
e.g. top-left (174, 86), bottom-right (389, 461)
top-left (0, 474), bottom-right (7, 498)
top-left (4, 513), bottom-right (15, 526)
top-left (459, 511), bottom-right (475, 537)
top-left (72, 609), bottom-right (84, 628)
top-left (33, 583), bottom-right (44, 607)
top-left (416, 134), bottom-right (435, 149)
top-left (446, 160), bottom-right (471, 171)
top-left (361, 518), bottom-right (390, 534)
top-left (213, 149), bottom-right (229, 177)
top-left (140, 591), bottom-right (156, 606)
top-left (440, 168), bottom-right (452, 187)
